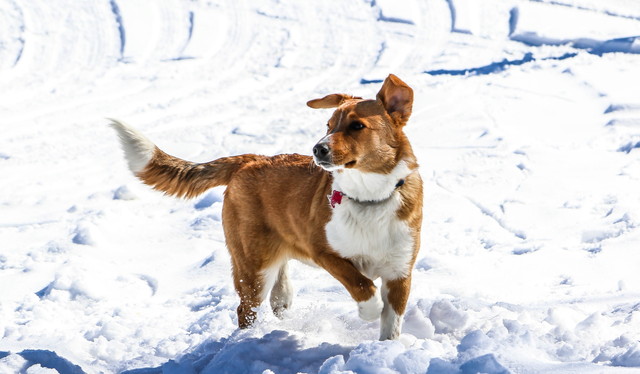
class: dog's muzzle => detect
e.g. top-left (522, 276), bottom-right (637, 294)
top-left (312, 142), bottom-right (332, 167)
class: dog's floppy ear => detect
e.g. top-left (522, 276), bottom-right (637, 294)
top-left (376, 74), bottom-right (413, 123)
top-left (307, 94), bottom-right (361, 109)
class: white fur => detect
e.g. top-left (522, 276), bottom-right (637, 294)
top-left (260, 262), bottom-right (283, 303)
top-left (108, 119), bottom-right (156, 174)
top-left (326, 162), bottom-right (415, 281)
top-left (269, 262), bottom-right (293, 316)
top-left (380, 282), bottom-right (402, 340)
top-left (358, 287), bottom-right (383, 321)
top-left (333, 161), bottom-right (412, 202)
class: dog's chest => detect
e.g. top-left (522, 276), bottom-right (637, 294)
top-left (325, 195), bottom-right (414, 280)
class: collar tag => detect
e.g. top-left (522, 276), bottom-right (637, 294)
top-left (329, 190), bottom-right (344, 208)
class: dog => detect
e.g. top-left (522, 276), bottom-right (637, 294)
top-left (110, 74), bottom-right (423, 340)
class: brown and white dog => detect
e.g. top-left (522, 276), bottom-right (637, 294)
top-left (110, 74), bottom-right (423, 340)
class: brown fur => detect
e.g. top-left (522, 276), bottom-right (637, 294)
top-left (138, 148), bottom-right (262, 199)
top-left (114, 74), bottom-right (423, 337)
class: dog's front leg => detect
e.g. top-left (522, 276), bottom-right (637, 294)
top-left (380, 276), bottom-right (412, 340)
top-left (313, 251), bottom-right (383, 321)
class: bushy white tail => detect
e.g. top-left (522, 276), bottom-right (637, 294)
top-left (109, 119), bottom-right (260, 198)
top-left (108, 119), bottom-right (156, 174)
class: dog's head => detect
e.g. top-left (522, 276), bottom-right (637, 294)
top-left (308, 74), bottom-right (414, 174)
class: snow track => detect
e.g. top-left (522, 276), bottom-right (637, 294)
top-left (1, 0), bottom-right (640, 373)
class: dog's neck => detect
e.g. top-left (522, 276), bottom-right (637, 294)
top-left (330, 161), bottom-right (412, 203)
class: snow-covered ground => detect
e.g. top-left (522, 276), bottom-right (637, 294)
top-left (1, 0), bottom-right (640, 373)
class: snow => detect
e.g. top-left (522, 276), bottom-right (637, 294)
top-left (1, 0), bottom-right (640, 373)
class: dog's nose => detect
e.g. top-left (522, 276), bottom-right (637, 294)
top-left (313, 143), bottom-right (330, 159)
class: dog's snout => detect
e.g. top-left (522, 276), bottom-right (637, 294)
top-left (313, 143), bottom-right (330, 159)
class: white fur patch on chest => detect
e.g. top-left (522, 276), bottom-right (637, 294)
top-left (326, 163), bottom-right (415, 280)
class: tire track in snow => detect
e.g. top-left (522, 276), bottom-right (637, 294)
top-left (114, 0), bottom-right (191, 62)
top-left (363, 0), bottom-right (451, 82)
top-left (0, 0), bottom-right (122, 133)
top-left (108, 0), bottom-right (126, 59)
top-left (174, 11), bottom-right (195, 60)
top-left (0, 0), bottom-right (25, 68)
top-left (529, 0), bottom-right (640, 21)
top-left (508, 1), bottom-right (640, 55)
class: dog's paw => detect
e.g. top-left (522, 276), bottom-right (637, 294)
top-left (358, 288), bottom-right (383, 321)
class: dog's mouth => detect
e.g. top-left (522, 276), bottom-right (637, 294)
top-left (315, 159), bottom-right (357, 171)
top-left (316, 161), bottom-right (333, 168)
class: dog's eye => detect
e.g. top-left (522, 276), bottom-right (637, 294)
top-left (349, 121), bottom-right (365, 131)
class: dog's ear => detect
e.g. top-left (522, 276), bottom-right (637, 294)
top-left (376, 74), bottom-right (413, 123)
top-left (307, 94), bottom-right (360, 109)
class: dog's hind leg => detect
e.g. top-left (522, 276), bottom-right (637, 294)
top-left (233, 267), bottom-right (264, 329)
top-left (229, 256), bottom-right (271, 328)
top-left (269, 261), bottom-right (293, 318)
top-left (233, 258), bottom-right (287, 327)
top-left (228, 232), bottom-right (288, 328)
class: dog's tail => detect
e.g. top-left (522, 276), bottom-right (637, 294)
top-left (109, 119), bottom-right (255, 198)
